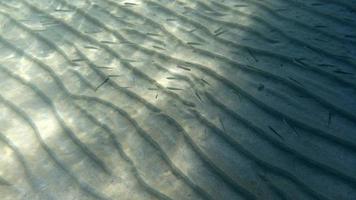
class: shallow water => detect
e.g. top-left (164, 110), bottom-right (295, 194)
top-left (0, 0), bottom-right (356, 199)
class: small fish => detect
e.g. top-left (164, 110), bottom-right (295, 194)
top-left (182, 101), bottom-right (195, 107)
top-left (328, 112), bottom-right (332, 126)
top-left (219, 117), bottom-right (226, 132)
top-left (54, 9), bottom-right (73, 12)
top-left (166, 18), bottom-right (177, 21)
top-left (214, 30), bottom-right (227, 37)
top-left (124, 2), bottom-right (137, 6)
top-left (84, 46), bottom-right (99, 50)
top-left (268, 126), bottom-right (284, 140)
top-left (234, 4), bottom-right (248, 8)
top-left (200, 78), bottom-right (210, 86)
top-left (148, 87), bottom-right (159, 90)
top-left (155, 94), bottom-right (158, 99)
top-left (95, 77), bottom-right (110, 91)
top-left (96, 66), bottom-right (114, 70)
top-left (187, 42), bottom-right (203, 46)
top-left (247, 48), bottom-right (258, 62)
top-left (177, 65), bottom-right (191, 71)
top-left (317, 64), bottom-right (335, 67)
top-left (166, 77), bottom-right (178, 80)
top-left (100, 40), bottom-right (117, 44)
top-left (152, 45), bottom-right (166, 50)
top-left (146, 33), bottom-right (161, 37)
top-left (195, 91), bottom-right (202, 102)
top-left (333, 69), bottom-right (353, 75)
top-left (205, 11), bottom-right (227, 17)
top-left (288, 76), bottom-right (303, 87)
top-left (293, 58), bottom-right (308, 67)
top-left (121, 59), bottom-right (139, 63)
top-left (214, 27), bottom-right (224, 34)
top-left (84, 30), bottom-right (103, 34)
top-left (71, 58), bottom-right (85, 62)
top-left (108, 75), bottom-right (121, 78)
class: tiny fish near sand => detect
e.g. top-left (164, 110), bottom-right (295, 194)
top-left (328, 112), bottom-right (333, 126)
top-left (247, 48), bottom-right (258, 62)
top-left (95, 66), bottom-right (114, 70)
top-left (200, 78), bottom-right (210, 86)
top-left (95, 75), bottom-right (120, 91)
top-left (219, 117), bottom-right (226, 132)
top-left (214, 30), bottom-right (227, 37)
top-left (152, 45), bottom-right (166, 50)
top-left (100, 40), bottom-right (117, 44)
top-left (177, 65), bottom-right (191, 71)
top-left (71, 58), bottom-right (85, 62)
top-left (187, 42), bottom-right (203, 46)
top-left (95, 77), bottom-right (110, 91)
top-left (84, 46), bottom-right (99, 50)
top-left (124, 2), bottom-right (138, 6)
top-left (268, 126), bottom-right (284, 140)
top-left (146, 32), bottom-right (162, 37)
top-left (195, 91), bottom-right (202, 102)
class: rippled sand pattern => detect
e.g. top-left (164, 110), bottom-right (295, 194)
top-left (0, 0), bottom-right (356, 199)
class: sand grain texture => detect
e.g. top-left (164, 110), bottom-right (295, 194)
top-left (0, 0), bottom-right (355, 199)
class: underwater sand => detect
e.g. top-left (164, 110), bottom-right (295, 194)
top-left (0, 0), bottom-right (356, 199)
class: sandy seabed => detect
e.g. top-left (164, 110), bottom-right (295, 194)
top-left (0, 0), bottom-right (356, 199)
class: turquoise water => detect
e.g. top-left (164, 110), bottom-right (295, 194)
top-left (0, 0), bottom-right (356, 199)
